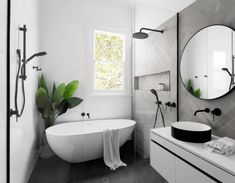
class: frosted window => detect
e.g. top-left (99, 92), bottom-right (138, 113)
top-left (94, 30), bottom-right (125, 90)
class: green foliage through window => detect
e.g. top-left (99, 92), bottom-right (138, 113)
top-left (94, 30), bottom-right (125, 90)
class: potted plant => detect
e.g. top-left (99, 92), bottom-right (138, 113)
top-left (35, 74), bottom-right (83, 158)
top-left (36, 74), bottom-right (83, 128)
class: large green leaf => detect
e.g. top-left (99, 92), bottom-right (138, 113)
top-left (57, 97), bottom-right (83, 116)
top-left (57, 100), bottom-right (68, 115)
top-left (39, 74), bottom-right (48, 93)
top-left (36, 87), bottom-right (49, 109)
top-left (66, 97), bottom-right (83, 108)
top-left (42, 105), bottom-right (51, 119)
top-left (52, 82), bottom-right (56, 96)
top-left (52, 83), bottom-right (65, 104)
top-left (63, 80), bottom-right (79, 100)
top-left (37, 107), bottom-right (43, 113)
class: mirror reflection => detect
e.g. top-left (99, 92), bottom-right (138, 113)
top-left (181, 25), bottom-right (235, 99)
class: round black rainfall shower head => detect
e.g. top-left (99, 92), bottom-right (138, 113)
top-left (132, 27), bottom-right (164, 40)
top-left (133, 32), bottom-right (148, 39)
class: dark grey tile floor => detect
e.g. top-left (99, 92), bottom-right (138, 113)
top-left (28, 141), bottom-right (166, 183)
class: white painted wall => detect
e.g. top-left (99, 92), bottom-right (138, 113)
top-left (0, 0), bottom-right (7, 182)
top-left (39, 0), bottom-right (132, 123)
top-left (10, 0), bottom-right (40, 182)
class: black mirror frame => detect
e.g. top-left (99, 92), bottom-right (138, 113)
top-left (180, 24), bottom-right (235, 100)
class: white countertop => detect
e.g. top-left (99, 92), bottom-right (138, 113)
top-left (151, 127), bottom-right (235, 177)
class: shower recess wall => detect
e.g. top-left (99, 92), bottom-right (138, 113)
top-left (133, 2), bottom-right (177, 158)
top-left (0, 0), bottom-right (7, 182)
top-left (39, 0), bottom-right (132, 123)
top-left (10, 0), bottom-right (40, 182)
top-left (179, 0), bottom-right (235, 139)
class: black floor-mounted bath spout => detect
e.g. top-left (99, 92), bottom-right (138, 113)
top-left (194, 108), bottom-right (210, 116)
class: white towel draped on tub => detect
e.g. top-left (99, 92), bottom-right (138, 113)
top-left (103, 129), bottom-right (127, 170)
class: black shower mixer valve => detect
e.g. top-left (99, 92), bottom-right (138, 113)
top-left (165, 101), bottom-right (176, 111)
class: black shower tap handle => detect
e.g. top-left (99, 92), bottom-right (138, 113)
top-left (165, 101), bottom-right (171, 106)
top-left (170, 102), bottom-right (176, 108)
top-left (211, 108), bottom-right (222, 116)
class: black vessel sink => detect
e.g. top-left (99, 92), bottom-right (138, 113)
top-left (171, 122), bottom-right (211, 143)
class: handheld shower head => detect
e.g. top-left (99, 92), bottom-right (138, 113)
top-left (150, 89), bottom-right (157, 95)
top-left (222, 68), bottom-right (232, 76)
top-left (150, 89), bottom-right (160, 102)
top-left (151, 88), bottom-right (165, 128)
top-left (36, 52), bottom-right (47, 56)
top-left (26, 51), bottom-right (47, 63)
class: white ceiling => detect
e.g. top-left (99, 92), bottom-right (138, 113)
top-left (134, 0), bottom-right (196, 12)
top-left (112, 0), bottom-right (196, 12)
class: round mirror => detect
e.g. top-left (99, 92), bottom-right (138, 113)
top-left (180, 25), bottom-right (235, 99)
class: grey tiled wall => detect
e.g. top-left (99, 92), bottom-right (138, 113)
top-left (133, 16), bottom-right (178, 158)
top-left (179, 0), bottom-right (235, 139)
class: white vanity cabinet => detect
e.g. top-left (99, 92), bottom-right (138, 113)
top-left (150, 127), bottom-right (235, 183)
top-left (150, 140), bottom-right (175, 183)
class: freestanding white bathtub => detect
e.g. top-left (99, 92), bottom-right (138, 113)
top-left (46, 119), bottom-right (136, 163)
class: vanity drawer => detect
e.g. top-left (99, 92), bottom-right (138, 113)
top-left (175, 157), bottom-right (216, 183)
top-left (150, 141), bottom-right (175, 183)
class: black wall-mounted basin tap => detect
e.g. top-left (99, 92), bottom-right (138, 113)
top-left (194, 108), bottom-right (210, 116)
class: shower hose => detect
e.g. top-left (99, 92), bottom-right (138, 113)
top-left (153, 99), bottom-right (165, 128)
top-left (13, 49), bottom-right (26, 119)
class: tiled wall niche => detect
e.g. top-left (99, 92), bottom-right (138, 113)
top-left (134, 71), bottom-right (170, 91)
